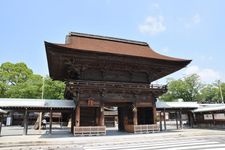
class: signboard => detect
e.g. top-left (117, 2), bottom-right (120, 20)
top-left (204, 114), bottom-right (213, 120)
top-left (214, 113), bottom-right (225, 120)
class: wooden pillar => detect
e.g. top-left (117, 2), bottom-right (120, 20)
top-left (23, 108), bottom-right (28, 135)
top-left (212, 112), bottom-right (215, 126)
top-left (0, 115), bottom-right (3, 136)
top-left (99, 102), bottom-right (105, 126)
top-left (133, 104), bottom-right (138, 125)
top-left (71, 109), bottom-right (75, 134)
top-left (163, 108), bottom-right (166, 131)
top-left (75, 102), bottom-right (80, 127)
top-left (38, 112), bottom-right (42, 130)
top-left (175, 111), bottom-right (179, 129)
top-left (159, 111), bottom-right (162, 131)
top-left (179, 109), bottom-right (183, 129)
top-left (190, 112), bottom-right (194, 128)
top-left (153, 107), bottom-right (157, 124)
top-left (187, 112), bottom-right (191, 127)
top-left (49, 108), bottom-right (53, 134)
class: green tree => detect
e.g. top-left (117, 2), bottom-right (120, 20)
top-left (42, 76), bottom-right (65, 99)
top-left (160, 74), bottom-right (202, 102)
top-left (0, 62), bottom-right (65, 99)
top-left (213, 80), bottom-right (225, 103)
top-left (199, 84), bottom-right (218, 103)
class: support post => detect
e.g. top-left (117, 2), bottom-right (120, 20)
top-left (23, 108), bottom-right (28, 135)
top-left (71, 109), bottom-right (75, 134)
top-left (163, 108), bottom-right (166, 131)
top-left (133, 104), bottom-right (138, 125)
top-left (49, 108), bottom-right (53, 134)
top-left (75, 102), bottom-right (80, 127)
top-left (39, 112), bottom-right (42, 131)
top-left (187, 112), bottom-right (191, 127)
top-left (179, 109), bottom-right (183, 129)
top-left (190, 112), bottom-right (194, 128)
top-left (212, 112), bottom-right (215, 126)
top-left (153, 106), bottom-right (157, 124)
top-left (99, 102), bottom-right (105, 126)
top-left (159, 111), bottom-right (162, 131)
top-left (175, 111), bottom-right (179, 129)
top-left (0, 115), bottom-right (3, 136)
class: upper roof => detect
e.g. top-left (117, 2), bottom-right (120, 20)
top-left (48, 32), bottom-right (191, 62)
top-left (45, 32), bottom-right (191, 81)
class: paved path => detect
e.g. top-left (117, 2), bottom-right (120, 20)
top-left (1, 128), bottom-right (225, 149)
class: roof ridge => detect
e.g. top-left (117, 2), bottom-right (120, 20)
top-left (69, 32), bottom-right (149, 46)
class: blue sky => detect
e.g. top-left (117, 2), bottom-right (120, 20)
top-left (0, 0), bottom-right (225, 84)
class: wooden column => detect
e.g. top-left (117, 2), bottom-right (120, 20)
top-left (49, 108), bottom-right (53, 134)
top-left (152, 107), bottom-right (157, 124)
top-left (99, 102), bottom-right (105, 126)
top-left (190, 112), bottom-right (194, 128)
top-left (179, 109), bottom-right (183, 129)
top-left (212, 112), bottom-right (215, 126)
top-left (0, 115), bottom-right (3, 136)
top-left (38, 112), bottom-right (42, 130)
top-left (175, 111), bottom-right (179, 129)
top-left (133, 104), bottom-right (138, 125)
top-left (23, 108), bottom-right (28, 135)
top-left (159, 111), bottom-right (162, 131)
top-left (187, 112), bottom-right (191, 127)
top-left (163, 108), bottom-right (166, 131)
top-left (71, 109), bottom-right (75, 134)
top-left (75, 102), bottom-right (80, 127)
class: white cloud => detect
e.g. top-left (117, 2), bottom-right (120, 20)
top-left (185, 13), bottom-right (201, 28)
top-left (192, 13), bottom-right (201, 24)
top-left (161, 47), bottom-right (169, 53)
top-left (139, 16), bottom-right (166, 36)
top-left (152, 3), bottom-right (160, 9)
top-left (185, 65), bottom-right (221, 83)
top-left (199, 55), bottom-right (214, 61)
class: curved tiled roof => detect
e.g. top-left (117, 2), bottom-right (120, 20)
top-left (50, 32), bottom-right (190, 62)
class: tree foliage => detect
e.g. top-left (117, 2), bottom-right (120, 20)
top-left (160, 74), bottom-right (202, 102)
top-left (0, 62), bottom-right (65, 99)
top-left (160, 74), bottom-right (225, 103)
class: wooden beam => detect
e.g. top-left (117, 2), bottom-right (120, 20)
top-left (175, 111), bottom-right (179, 129)
top-left (49, 108), bottom-right (53, 134)
top-left (75, 102), bottom-right (80, 127)
top-left (133, 104), bottom-right (138, 125)
top-left (38, 112), bottom-right (42, 131)
top-left (71, 109), bottom-right (75, 134)
top-left (159, 111), bottom-right (162, 131)
top-left (179, 109), bottom-right (183, 129)
top-left (0, 115), bottom-right (3, 136)
top-left (212, 112), bottom-right (215, 126)
top-left (152, 106), bottom-right (156, 124)
top-left (99, 103), bottom-right (105, 126)
top-left (23, 108), bottom-right (28, 135)
top-left (163, 108), bottom-right (166, 131)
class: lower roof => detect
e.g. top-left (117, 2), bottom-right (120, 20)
top-left (156, 101), bottom-right (199, 110)
top-left (192, 104), bottom-right (225, 113)
top-left (0, 108), bottom-right (7, 114)
top-left (0, 98), bottom-right (75, 109)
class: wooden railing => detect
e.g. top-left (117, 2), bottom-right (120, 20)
top-left (74, 126), bottom-right (106, 136)
top-left (125, 124), bottom-right (160, 134)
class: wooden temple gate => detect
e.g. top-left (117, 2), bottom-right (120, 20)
top-left (45, 32), bottom-right (191, 136)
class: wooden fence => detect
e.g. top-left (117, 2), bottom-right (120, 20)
top-left (74, 126), bottom-right (106, 136)
top-left (125, 124), bottom-right (160, 134)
